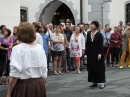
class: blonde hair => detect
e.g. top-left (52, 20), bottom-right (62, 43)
top-left (56, 25), bottom-right (64, 34)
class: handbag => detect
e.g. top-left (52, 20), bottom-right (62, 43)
top-left (53, 43), bottom-right (60, 51)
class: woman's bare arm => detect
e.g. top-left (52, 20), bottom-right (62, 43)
top-left (7, 77), bottom-right (18, 97)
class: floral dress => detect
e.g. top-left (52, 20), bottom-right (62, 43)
top-left (70, 36), bottom-right (80, 57)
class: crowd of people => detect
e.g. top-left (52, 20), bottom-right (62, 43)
top-left (0, 19), bottom-right (130, 96)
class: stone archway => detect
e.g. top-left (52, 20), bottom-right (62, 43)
top-left (35, 0), bottom-right (80, 25)
top-left (125, 0), bottom-right (130, 25)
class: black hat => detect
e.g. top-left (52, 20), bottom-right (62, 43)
top-left (91, 21), bottom-right (99, 29)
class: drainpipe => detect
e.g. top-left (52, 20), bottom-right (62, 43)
top-left (80, 0), bottom-right (83, 23)
top-left (101, 0), bottom-right (104, 29)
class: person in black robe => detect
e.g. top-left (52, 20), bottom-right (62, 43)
top-left (85, 21), bottom-right (106, 89)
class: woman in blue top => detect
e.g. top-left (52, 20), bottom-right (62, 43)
top-left (101, 26), bottom-right (112, 66)
top-left (40, 25), bottom-right (50, 57)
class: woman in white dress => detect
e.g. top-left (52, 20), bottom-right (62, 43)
top-left (6, 22), bottom-right (47, 97)
top-left (69, 27), bottom-right (85, 73)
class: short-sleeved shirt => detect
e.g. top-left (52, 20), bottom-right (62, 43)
top-left (51, 33), bottom-right (64, 51)
top-left (10, 43), bottom-right (48, 79)
top-left (40, 33), bottom-right (50, 54)
top-left (0, 37), bottom-right (13, 60)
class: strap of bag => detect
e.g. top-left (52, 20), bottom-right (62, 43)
top-left (105, 32), bottom-right (108, 42)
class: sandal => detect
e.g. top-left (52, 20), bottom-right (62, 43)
top-left (65, 69), bottom-right (69, 73)
top-left (58, 71), bottom-right (63, 75)
top-left (53, 71), bottom-right (58, 75)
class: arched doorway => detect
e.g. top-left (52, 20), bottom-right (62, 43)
top-left (52, 3), bottom-right (75, 25)
top-left (126, 3), bottom-right (130, 24)
top-left (36, 0), bottom-right (79, 26)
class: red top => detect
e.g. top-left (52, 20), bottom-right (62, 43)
top-left (110, 32), bottom-right (122, 48)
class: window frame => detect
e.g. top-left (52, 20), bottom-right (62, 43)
top-left (20, 6), bottom-right (28, 22)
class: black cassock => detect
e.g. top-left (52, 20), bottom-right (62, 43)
top-left (85, 31), bottom-right (106, 83)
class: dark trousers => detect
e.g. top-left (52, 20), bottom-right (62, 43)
top-left (104, 47), bottom-right (110, 64)
top-left (80, 55), bottom-right (84, 68)
top-left (71, 57), bottom-right (75, 69)
top-left (66, 48), bottom-right (71, 68)
top-left (0, 62), bottom-right (6, 77)
top-left (119, 46), bottom-right (122, 59)
top-left (4, 60), bottom-right (10, 76)
top-left (111, 47), bottom-right (120, 64)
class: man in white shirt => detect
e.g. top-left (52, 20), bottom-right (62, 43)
top-left (32, 22), bottom-right (43, 46)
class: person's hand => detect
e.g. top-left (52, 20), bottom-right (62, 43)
top-left (16, 42), bottom-right (20, 45)
top-left (115, 41), bottom-right (117, 44)
top-left (98, 54), bottom-right (101, 60)
top-left (107, 42), bottom-right (110, 44)
top-left (126, 26), bottom-right (130, 31)
top-left (48, 45), bottom-right (51, 49)
top-left (9, 46), bottom-right (12, 49)
top-left (6, 93), bottom-right (11, 97)
top-left (5, 48), bottom-right (9, 51)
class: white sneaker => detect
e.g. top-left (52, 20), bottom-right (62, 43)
top-left (78, 70), bottom-right (81, 74)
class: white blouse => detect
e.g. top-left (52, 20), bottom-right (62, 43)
top-left (34, 33), bottom-right (43, 46)
top-left (10, 43), bottom-right (48, 79)
top-left (69, 33), bottom-right (85, 57)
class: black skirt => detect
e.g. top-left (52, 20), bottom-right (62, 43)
top-left (88, 71), bottom-right (106, 83)
top-left (11, 78), bottom-right (47, 97)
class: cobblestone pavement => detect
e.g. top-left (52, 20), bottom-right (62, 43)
top-left (0, 65), bottom-right (130, 97)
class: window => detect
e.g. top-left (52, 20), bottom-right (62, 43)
top-left (20, 9), bottom-right (27, 22)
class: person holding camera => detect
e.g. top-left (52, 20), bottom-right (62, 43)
top-left (119, 23), bottom-right (130, 69)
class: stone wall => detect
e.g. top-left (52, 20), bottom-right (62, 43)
top-left (88, 0), bottom-right (110, 27)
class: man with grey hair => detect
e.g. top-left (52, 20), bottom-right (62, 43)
top-left (118, 20), bottom-right (125, 30)
top-left (49, 23), bottom-right (54, 33)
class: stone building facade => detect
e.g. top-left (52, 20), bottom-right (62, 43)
top-left (1, 0), bottom-right (130, 30)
